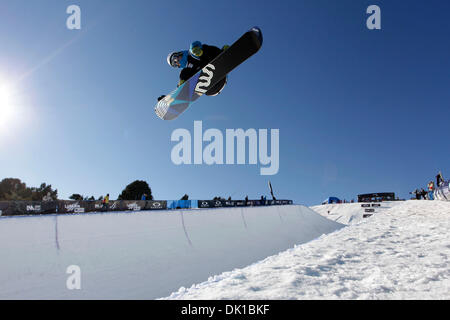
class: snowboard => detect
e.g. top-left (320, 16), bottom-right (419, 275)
top-left (155, 27), bottom-right (263, 120)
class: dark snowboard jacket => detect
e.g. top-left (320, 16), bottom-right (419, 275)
top-left (179, 44), bottom-right (223, 83)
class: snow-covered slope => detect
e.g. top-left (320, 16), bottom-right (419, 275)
top-left (0, 205), bottom-right (342, 299)
top-left (310, 201), bottom-right (404, 225)
top-left (165, 200), bottom-right (450, 299)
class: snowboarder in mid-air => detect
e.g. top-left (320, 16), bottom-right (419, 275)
top-left (155, 27), bottom-right (263, 120)
top-left (158, 41), bottom-right (229, 101)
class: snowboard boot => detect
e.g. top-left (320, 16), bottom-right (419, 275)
top-left (206, 77), bottom-right (227, 97)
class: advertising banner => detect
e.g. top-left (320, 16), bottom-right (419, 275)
top-left (145, 201), bottom-right (168, 210)
top-left (0, 199), bottom-right (294, 216)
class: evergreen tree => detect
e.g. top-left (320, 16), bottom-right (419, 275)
top-left (0, 178), bottom-right (57, 201)
top-left (69, 194), bottom-right (84, 201)
top-left (0, 178), bottom-right (29, 200)
top-left (30, 183), bottom-right (58, 201)
top-left (118, 180), bottom-right (153, 200)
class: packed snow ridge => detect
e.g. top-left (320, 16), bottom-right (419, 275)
top-left (310, 201), bottom-right (404, 225)
top-left (164, 200), bottom-right (450, 299)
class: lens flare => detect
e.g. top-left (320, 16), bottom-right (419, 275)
top-left (0, 82), bottom-right (16, 133)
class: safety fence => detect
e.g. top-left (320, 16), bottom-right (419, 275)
top-left (0, 199), bottom-right (293, 217)
top-left (434, 181), bottom-right (450, 201)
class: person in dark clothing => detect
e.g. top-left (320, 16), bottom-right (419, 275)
top-left (420, 188), bottom-right (427, 200)
top-left (436, 171), bottom-right (444, 187)
top-left (410, 189), bottom-right (421, 200)
top-left (159, 41), bottom-right (229, 101)
top-left (260, 195), bottom-right (265, 205)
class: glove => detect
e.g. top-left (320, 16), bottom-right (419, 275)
top-left (222, 44), bottom-right (230, 51)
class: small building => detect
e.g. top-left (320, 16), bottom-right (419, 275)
top-left (322, 197), bottom-right (341, 205)
top-left (358, 193), bottom-right (395, 203)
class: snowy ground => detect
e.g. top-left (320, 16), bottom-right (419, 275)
top-left (311, 201), bottom-right (404, 225)
top-left (165, 200), bottom-right (450, 299)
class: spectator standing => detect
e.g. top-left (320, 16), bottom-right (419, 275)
top-left (427, 182), bottom-right (435, 200)
top-left (436, 171), bottom-right (444, 187)
top-left (102, 194), bottom-right (110, 211)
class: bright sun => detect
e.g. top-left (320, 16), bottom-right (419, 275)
top-left (0, 83), bottom-right (15, 128)
top-left (0, 77), bottom-right (29, 141)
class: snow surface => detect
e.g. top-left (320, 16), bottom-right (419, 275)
top-left (165, 200), bottom-right (450, 299)
top-left (311, 201), bottom-right (404, 225)
top-left (0, 205), bottom-right (342, 299)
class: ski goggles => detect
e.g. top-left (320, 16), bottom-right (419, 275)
top-left (170, 54), bottom-right (182, 67)
top-left (170, 51), bottom-right (187, 68)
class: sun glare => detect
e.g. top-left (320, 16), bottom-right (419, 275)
top-left (0, 82), bottom-right (17, 132)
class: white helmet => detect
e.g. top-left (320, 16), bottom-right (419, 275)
top-left (166, 51), bottom-right (185, 68)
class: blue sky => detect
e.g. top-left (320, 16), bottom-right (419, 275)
top-left (0, 0), bottom-right (449, 206)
